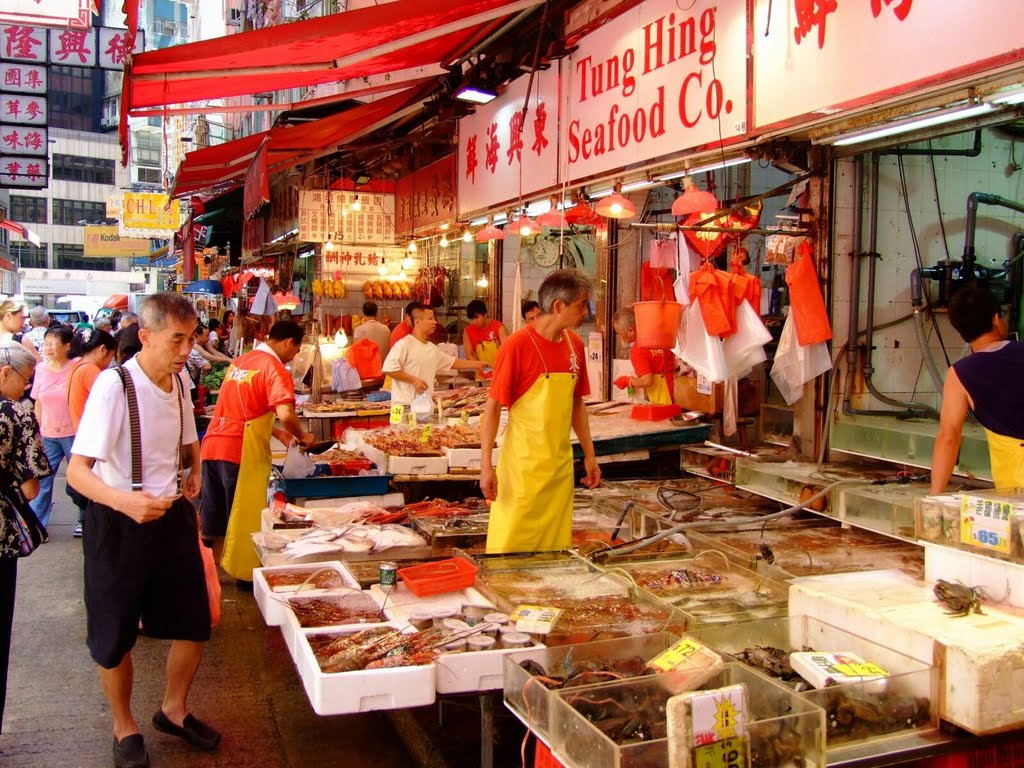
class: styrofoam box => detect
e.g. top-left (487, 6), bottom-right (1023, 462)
top-left (445, 446), bottom-right (500, 470)
top-left (789, 569), bottom-right (1024, 734)
top-left (294, 492), bottom-right (405, 509)
top-left (387, 454), bottom-right (449, 475)
top-left (435, 635), bottom-right (545, 694)
top-left (254, 562), bottom-right (360, 627)
top-left (280, 588), bottom-right (390, 661)
top-left (923, 540), bottom-right (1024, 610)
top-left (295, 625), bottom-right (436, 715)
top-left (369, 583), bottom-right (495, 627)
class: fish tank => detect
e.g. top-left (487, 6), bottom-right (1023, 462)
top-left (468, 552), bottom-right (690, 646)
top-left (549, 662), bottom-right (826, 768)
top-left (683, 616), bottom-right (938, 754)
top-left (914, 489), bottom-right (1024, 563)
top-left (503, 633), bottom-right (680, 744)
top-left (832, 482), bottom-right (928, 540)
top-left (733, 459), bottom-right (896, 510)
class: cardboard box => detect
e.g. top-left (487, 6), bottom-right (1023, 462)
top-left (674, 375), bottom-right (761, 415)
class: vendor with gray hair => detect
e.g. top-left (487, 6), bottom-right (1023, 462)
top-left (24, 306), bottom-right (49, 361)
top-left (480, 269), bottom-right (601, 553)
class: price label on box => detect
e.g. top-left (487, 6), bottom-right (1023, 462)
top-left (420, 424), bottom-right (432, 444)
top-left (647, 637), bottom-right (720, 673)
top-left (390, 404), bottom-right (404, 425)
top-left (960, 495), bottom-right (1012, 554)
top-left (833, 660), bottom-right (887, 678)
top-left (688, 684), bottom-right (747, 746)
top-left (693, 736), bottom-right (749, 768)
top-left (511, 604), bottom-right (562, 634)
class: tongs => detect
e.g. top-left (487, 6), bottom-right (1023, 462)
top-left (303, 440), bottom-right (337, 455)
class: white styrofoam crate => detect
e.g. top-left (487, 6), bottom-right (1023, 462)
top-left (294, 492), bottom-right (405, 509)
top-left (435, 637), bottom-right (544, 694)
top-left (445, 446), bottom-right (499, 470)
top-left (387, 454), bottom-right (449, 475)
top-left (923, 541), bottom-right (1024, 609)
top-left (295, 625), bottom-right (436, 715)
top-left (368, 583), bottom-right (494, 628)
top-left (280, 588), bottom-right (390, 660)
top-left (789, 570), bottom-right (1024, 734)
top-left (254, 562), bottom-right (360, 627)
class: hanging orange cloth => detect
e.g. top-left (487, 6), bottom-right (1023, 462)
top-left (786, 243), bottom-right (833, 345)
top-left (688, 263), bottom-right (734, 337)
top-left (347, 338), bottom-right (382, 379)
top-left (730, 250), bottom-right (761, 309)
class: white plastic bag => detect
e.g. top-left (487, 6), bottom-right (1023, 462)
top-left (332, 358), bottom-right (361, 392)
top-left (770, 312), bottom-right (832, 405)
top-left (723, 299), bottom-right (771, 379)
top-left (411, 390), bottom-right (433, 422)
top-left (678, 299), bottom-right (727, 383)
top-left (282, 443), bottom-right (316, 479)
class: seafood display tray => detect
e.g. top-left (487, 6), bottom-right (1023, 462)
top-left (549, 662), bottom-right (826, 768)
top-left (921, 540), bottom-right (1024, 610)
top-left (445, 446), bottom-right (500, 469)
top-left (683, 616), bottom-right (938, 755)
top-left (280, 589), bottom-right (390, 660)
top-left (254, 563), bottom-right (360, 627)
top-left (294, 625), bottom-right (436, 715)
top-left (410, 513), bottom-right (490, 553)
top-left (279, 474), bottom-right (393, 499)
top-left (790, 570), bottom-right (1024, 735)
top-left (503, 633), bottom-right (680, 745)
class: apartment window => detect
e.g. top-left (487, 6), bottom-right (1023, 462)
top-left (53, 198), bottom-right (107, 225)
top-left (133, 132), bottom-right (162, 167)
top-left (137, 166), bottom-right (162, 184)
top-left (55, 243), bottom-right (113, 271)
top-left (49, 66), bottom-right (97, 132)
top-left (52, 154), bottom-right (115, 185)
top-left (11, 241), bottom-right (47, 269)
top-left (10, 195), bottom-right (47, 224)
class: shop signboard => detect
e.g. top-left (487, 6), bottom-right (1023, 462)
top-left (0, 62), bottom-right (46, 94)
top-left (562, 0), bottom-right (747, 182)
top-left (1, 24), bottom-right (142, 69)
top-left (457, 66), bottom-right (560, 217)
top-left (0, 93), bottom-right (45, 125)
top-left (83, 226), bottom-right (152, 258)
top-left (120, 192), bottom-right (181, 236)
top-left (0, 0), bottom-right (92, 30)
top-left (752, 0), bottom-right (1024, 130)
top-left (319, 245), bottom-right (407, 277)
top-left (300, 190), bottom-right (396, 245)
top-left (0, 123), bottom-right (46, 155)
top-left (0, 155), bottom-right (46, 188)
top-left (395, 154), bottom-right (456, 236)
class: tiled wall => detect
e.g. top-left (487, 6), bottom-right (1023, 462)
top-left (832, 129), bottom-right (1024, 411)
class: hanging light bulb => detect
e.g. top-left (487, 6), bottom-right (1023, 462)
top-left (672, 176), bottom-right (720, 216)
top-left (407, 240), bottom-right (417, 253)
top-left (334, 329), bottom-right (348, 348)
top-left (595, 183), bottom-right (637, 219)
top-left (399, 271), bottom-right (408, 280)
top-left (507, 212), bottom-right (540, 237)
top-left (402, 255), bottom-right (414, 270)
top-left (439, 223), bottom-right (450, 231)
top-left (462, 228), bottom-right (473, 243)
top-left (536, 194), bottom-right (569, 229)
top-left (351, 198), bottom-right (362, 212)
top-left (378, 257), bottom-right (388, 276)
top-left (476, 275), bottom-right (489, 288)
top-left (324, 240), bottom-right (334, 251)
top-left (439, 234), bottom-right (449, 248)
top-left (475, 216), bottom-right (505, 242)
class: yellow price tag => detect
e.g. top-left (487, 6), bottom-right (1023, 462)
top-left (407, 408), bottom-right (417, 427)
top-left (389, 404), bottom-right (404, 425)
top-left (693, 736), bottom-right (748, 768)
top-left (420, 424), bottom-right (432, 444)
top-left (647, 637), bottom-right (717, 672)
top-left (960, 495), bottom-right (1012, 554)
top-left (833, 661), bottom-right (888, 677)
top-left (510, 604), bottom-right (562, 634)
top-left (460, 410), bottom-right (469, 426)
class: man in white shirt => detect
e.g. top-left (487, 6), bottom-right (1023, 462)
top-left (68, 293), bottom-right (220, 768)
top-left (353, 300), bottom-right (391, 361)
top-left (382, 306), bottom-right (484, 405)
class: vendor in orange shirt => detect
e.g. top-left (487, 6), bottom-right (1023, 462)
top-left (463, 299), bottom-right (507, 372)
top-left (200, 320), bottom-right (315, 581)
top-left (390, 300), bottom-right (423, 346)
top-left (611, 307), bottom-right (676, 405)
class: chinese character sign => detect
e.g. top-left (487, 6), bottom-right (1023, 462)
top-left (753, 0), bottom-right (1020, 128)
top-left (1, 25), bottom-right (142, 69)
top-left (0, 0), bottom-right (93, 30)
top-left (0, 62), bottom-right (45, 93)
top-left (0, 123), bottom-right (46, 155)
top-left (395, 154), bottom-right (457, 236)
top-left (0, 94), bottom-right (45, 125)
top-left (1, 25), bottom-right (45, 62)
top-left (298, 190), bottom-right (329, 243)
top-left (563, 0), bottom-right (746, 182)
top-left (98, 27), bottom-right (143, 70)
top-left (457, 66), bottom-right (559, 217)
top-left (49, 27), bottom-right (96, 66)
top-left (0, 155), bottom-right (46, 189)
top-left (329, 191), bottom-right (396, 245)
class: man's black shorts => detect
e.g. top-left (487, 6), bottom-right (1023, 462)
top-left (199, 459), bottom-right (241, 538)
top-left (84, 497), bottom-right (211, 669)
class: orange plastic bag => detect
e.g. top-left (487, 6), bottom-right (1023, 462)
top-left (199, 535), bottom-right (221, 628)
top-left (786, 244), bottom-right (832, 345)
top-left (347, 338), bottom-right (382, 379)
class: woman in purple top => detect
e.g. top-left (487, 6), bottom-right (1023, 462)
top-left (28, 325), bottom-right (78, 530)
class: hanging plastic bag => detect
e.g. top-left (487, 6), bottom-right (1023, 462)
top-left (770, 312), bottom-right (832, 405)
top-left (332, 358), bottom-right (362, 392)
top-left (688, 266), bottom-right (734, 337)
top-left (411, 390), bottom-right (433, 422)
top-left (282, 443), bottom-right (316, 479)
top-left (723, 299), bottom-right (771, 379)
top-left (650, 238), bottom-right (678, 269)
top-left (786, 245), bottom-right (833, 345)
top-left (678, 300), bottom-right (727, 383)
top-left (674, 235), bottom-right (693, 306)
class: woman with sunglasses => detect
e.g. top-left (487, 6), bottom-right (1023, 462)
top-left (0, 341), bottom-right (51, 733)
top-left (28, 326), bottom-right (79, 530)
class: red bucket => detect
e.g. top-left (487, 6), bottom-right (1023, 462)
top-left (633, 276), bottom-right (682, 348)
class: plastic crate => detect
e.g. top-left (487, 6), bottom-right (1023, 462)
top-left (279, 473), bottom-right (392, 499)
top-left (630, 403), bottom-right (681, 421)
top-left (366, 391), bottom-right (391, 402)
top-left (398, 557), bottom-right (478, 597)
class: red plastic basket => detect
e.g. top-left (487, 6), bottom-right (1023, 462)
top-left (630, 403), bottom-right (681, 421)
top-left (398, 558), bottom-right (478, 597)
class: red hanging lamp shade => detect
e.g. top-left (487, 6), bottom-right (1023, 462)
top-left (564, 197), bottom-right (601, 226)
top-left (672, 178), bottom-right (719, 216)
top-left (475, 217), bottom-right (505, 242)
top-left (506, 214), bottom-right (540, 237)
top-left (536, 195), bottom-right (568, 228)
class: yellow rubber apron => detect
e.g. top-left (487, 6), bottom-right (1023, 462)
top-left (486, 335), bottom-right (576, 554)
top-left (646, 373), bottom-right (673, 405)
top-left (473, 338), bottom-right (499, 382)
top-left (221, 410), bottom-right (275, 581)
top-left (983, 428), bottom-right (1024, 490)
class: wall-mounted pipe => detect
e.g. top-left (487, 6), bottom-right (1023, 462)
top-left (876, 130), bottom-right (982, 158)
top-left (963, 192), bottom-right (1024, 277)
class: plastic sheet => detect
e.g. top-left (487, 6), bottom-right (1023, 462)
top-left (723, 298), bottom-right (771, 379)
top-left (770, 312), bottom-right (832, 405)
top-left (678, 299), bottom-right (727, 383)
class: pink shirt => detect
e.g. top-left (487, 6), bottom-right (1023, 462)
top-left (31, 359), bottom-right (77, 438)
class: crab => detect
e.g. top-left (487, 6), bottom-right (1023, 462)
top-left (933, 579), bottom-right (987, 617)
